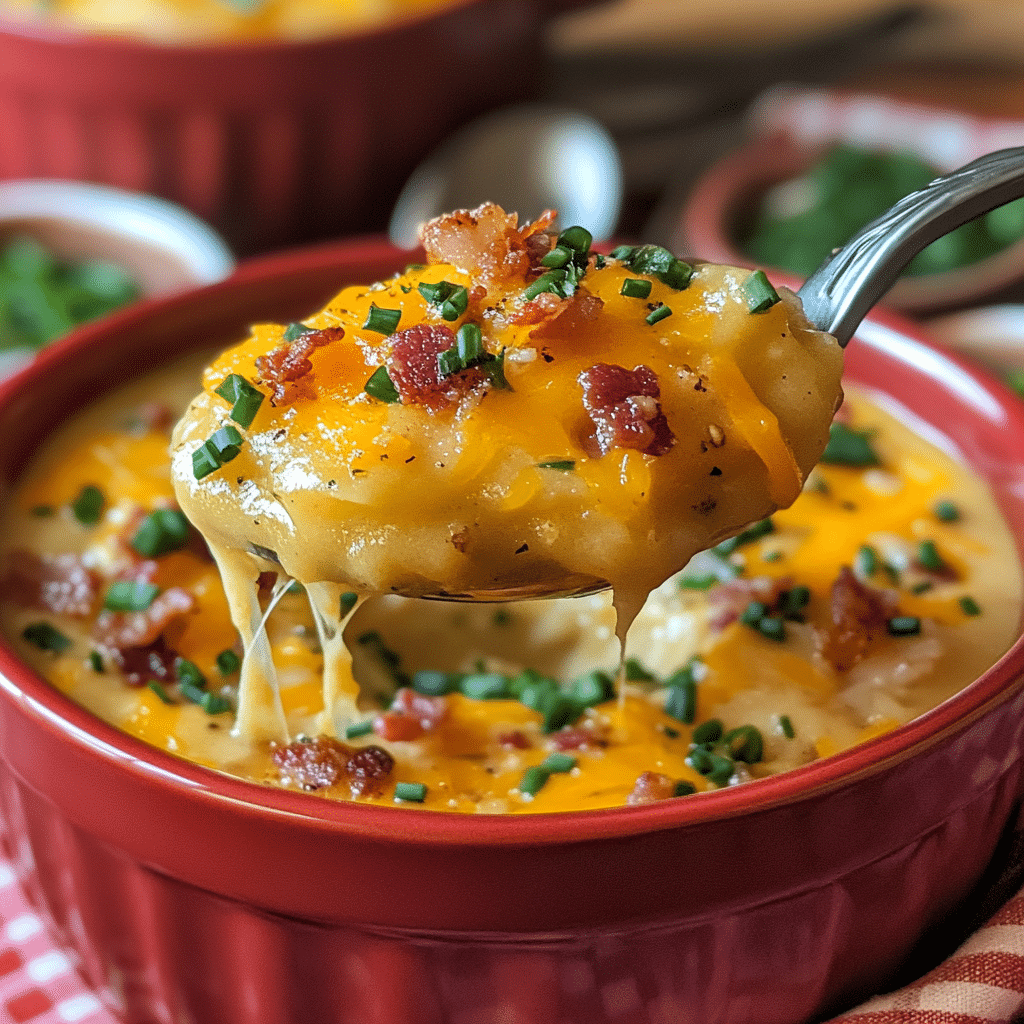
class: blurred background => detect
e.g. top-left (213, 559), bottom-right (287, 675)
top-left (3, 0), bottom-right (1024, 367)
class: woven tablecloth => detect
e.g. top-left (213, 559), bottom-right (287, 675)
top-left (0, 823), bottom-right (1019, 1024)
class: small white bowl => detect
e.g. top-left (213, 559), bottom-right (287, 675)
top-left (0, 178), bottom-right (235, 377)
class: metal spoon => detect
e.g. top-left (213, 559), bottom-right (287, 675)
top-left (388, 103), bottom-right (623, 248)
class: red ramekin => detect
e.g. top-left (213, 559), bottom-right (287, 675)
top-left (0, 239), bottom-right (1022, 1024)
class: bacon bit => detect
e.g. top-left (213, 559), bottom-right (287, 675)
top-left (3, 550), bottom-right (99, 618)
top-left (256, 326), bottom-right (343, 404)
top-left (627, 771), bottom-right (677, 805)
top-left (374, 687), bottom-right (448, 741)
top-left (387, 323), bottom-right (461, 407)
top-left (819, 566), bottom-right (891, 672)
top-left (93, 587), bottom-right (195, 650)
top-left (345, 744), bottom-right (395, 798)
top-left (420, 203), bottom-right (556, 288)
top-left (498, 730), bottom-right (531, 750)
top-left (133, 402), bottom-right (174, 433)
top-left (578, 363), bottom-right (676, 457)
top-left (707, 576), bottom-right (793, 631)
top-left (549, 724), bottom-right (607, 751)
top-left (510, 290), bottom-right (604, 342)
top-left (272, 736), bottom-right (351, 791)
top-left (107, 636), bottom-right (179, 687)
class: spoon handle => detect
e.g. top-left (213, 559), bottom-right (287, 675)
top-left (796, 146), bottom-right (1024, 347)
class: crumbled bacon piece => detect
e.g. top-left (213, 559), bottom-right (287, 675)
top-left (420, 204), bottom-right (556, 287)
top-left (819, 566), bottom-right (891, 672)
top-left (707, 576), bottom-right (794, 631)
top-left (387, 323), bottom-right (458, 406)
top-left (93, 587), bottom-right (195, 650)
top-left (345, 744), bottom-right (395, 798)
top-left (578, 363), bottom-right (676, 457)
top-left (133, 402), bottom-right (174, 433)
top-left (374, 687), bottom-right (448, 742)
top-left (511, 290), bottom-right (604, 341)
top-left (107, 636), bottom-right (179, 687)
top-left (627, 771), bottom-right (677, 805)
top-left (272, 736), bottom-right (351, 791)
top-left (256, 326), bottom-right (343, 404)
top-left (3, 550), bottom-right (99, 617)
top-left (549, 725), bottom-right (607, 751)
top-left (498, 730), bottom-right (531, 750)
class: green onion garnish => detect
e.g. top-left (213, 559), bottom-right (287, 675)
top-left (459, 672), bottom-right (511, 701)
top-left (363, 304), bottom-right (401, 335)
top-left (411, 669), bottom-right (461, 696)
top-left (779, 585), bottom-right (810, 620)
top-left (71, 484), bottom-right (104, 526)
top-left (565, 669), bottom-right (614, 707)
top-left (103, 581), bottom-right (160, 612)
top-left (821, 422), bottom-right (880, 466)
top-left (440, 286), bottom-right (469, 321)
top-left (645, 303), bottom-right (672, 326)
top-left (536, 459), bottom-right (575, 471)
top-left (31, 505), bottom-right (55, 518)
top-left (959, 596), bottom-right (981, 616)
top-left (339, 591), bottom-right (358, 617)
top-left (216, 649), bottom-right (240, 676)
top-left (456, 322), bottom-right (482, 364)
top-left (192, 442), bottom-right (221, 480)
top-left (757, 615), bottom-right (786, 642)
top-left (214, 373), bottom-right (265, 429)
top-left (725, 725), bottom-right (764, 763)
top-left (184, 686), bottom-right (231, 715)
top-left (625, 658), bottom-right (655, 681)
top-left (540, 246), bottom-right (572, 269)
top-left (887, 616), bottom-right (921, 636)
top-left (131, 508), bottom-right (191, 558)
top-left (856, 544), bottom-right (878, 577)
top-left (541, 752), bottom-right (577, 773)
top-left (364, 365), bottom-right (400, 403)
top-left (714, 518), bottom-right (774, 556)
top-left (88, 650), bottom-right (104, 672)
top-left (744, 269), bottom-right (781, 313)
top-left (395, 781), bottom-right (427, 803)
top-left (518, 765), bottom-right (550, 797)
top-left (148, 681), bottom-right (174, 705)
top-left (22, 621), bottom-right (71, 653)
top-left (417, 280), bottom-right (457, 304)
top-left (779, 714), bottom-right (795, 739)
top-left (345, 721), bottom-right (374, 739)
top-left (283, 322), bottom-right (311, 341)
top-left (524, 270), bottom-right (570, 302)
top-left (437, 349), bottom-right (462, 378)
top-left (678, 573), bottom-right (719, 591)
top-left (620, 277), bottom-right (653, 299)
top-left (916, 540), bottom-right (946, 572)
top-left (558, 225), bottom-right (592, 254)
top-left (615, 244), bottom-right (692, 290)
top-left (692, 718), bottom-right (723, 745)
top-left (674, 781), bottom-right (697, 797)
top-left (933, 500), bottom-right (961, 522)
top-left (192, 425), bottom-right (245, 480)
top-left (664, 675), bottom-right (697, 724)
top-left (175, 657), bottom-right (205, 690)
top-left (911, 581), bottom-right (934, 595)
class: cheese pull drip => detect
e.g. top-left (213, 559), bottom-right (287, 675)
top-left (171, 205), bottom-right (844, 739)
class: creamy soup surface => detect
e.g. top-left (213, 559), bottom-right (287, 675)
top-left (1, 210), bottom-right (1020, 813)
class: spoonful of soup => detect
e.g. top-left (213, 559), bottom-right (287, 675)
top-left (170, 148), bottom-right (1024, 739)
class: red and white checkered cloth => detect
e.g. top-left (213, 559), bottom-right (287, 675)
top-left (0, 833), bottom-right (1019, 1024)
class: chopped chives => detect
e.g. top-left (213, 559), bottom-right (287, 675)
top-left (339, 591), bottom-right (358, 617)
top-left (283, 322), bottom-right (311, 341)
top-left (192, 441), bottom-right (222, 480)
top-left (395, 781), bottom-right (427, 803)
top-left (821, 422), bottom-right (880, 466)
top-left (209, 425), bottom-right (243, 461)
top-left (933, 500), bottom-right (961, 522)
top-left (456, 322), bottom-right (482, 364)
top-left (345, 720), bottom-right (374, 739)
top-left (565, 669), bottom-right (614, 706)
top-left (22, 621), bottom-right (71, 653)
top-left (417, 280), bottom-right (457, 304)
top-left (616, 244), bottom-right (692, 289)
top-left (916, 539), bottom-right (946, 572)
top-left (437, 348), bottom-right (462, 378)
top-left (540, 245), bottom-right (572, 269)
top-left (103, 580), bottom-right (160, 612)
top-left (780, 585), bottom-right (810, 620)
top-left (147, 680), bottom-right (174, 704)
top-left (88, 650), bottom-right (104, 672)
top-left (887, 616), bottom-right (921, 636)
top-left (541, 752), bottom-right (577, 773)
top-left (364, 365), bottom-right (400, 403)
top-left (411, 669), bottom-right (461, 696)
top-left (493, 609), bottom-right (512, 626)
top-left (725, 725), bottom-right (764, 764)
top-left (524, 270), bottom-right (568, 302)
top-left (131, 508), bottom-right (191, 557)
top-left (779, 714), bottom-right (795, 739)
top-left (856, 544), bottom-right (878, 577)
top-left (363, 304), bottom-right (401, 335)
top-left (536, 459), bottom-right (575, 471)
top-left (744, 269), bottom-right (781, 312)
top-left (624, 657), bottom-right (655, 681)
top-left (71, 484), bottom-right (104, 526)
top-left (664, 677), bottom-right (696, 724)
top-left (757, 615), bottom-right (786, 642)
top-left (910, 581), bottom-right (934, 595)
top-left (518, 765), bottom-right (550, 797)
top-left (193, 689), bottom-right (231, 715)
top-left (440, 286), bottom-right (469, 321)
top-left (959, 596), bottom-right (981, 616)
top-left (216, 649), bottom-right (240, 676)
top-left (620, 277), bottom-right (652, 299)
top-left (459, 672), bottom-right (511, 700)
top-left (678, 573), bottom-right (719, 591)
top-left (740, 601), bottom-right (768, 626)
top-left (214, 373), bottom-right (265, 429)
top-left (174, 657), bottom-right (206, 690)
top-left (692, 718), bottom-right (723, 745)
top-left (714, 518), bottom-right (774, 556)
top-left (558, 225), bottom-right (592, 254)
top-left (674, 781), bottom-right (697, 797)
top-left (645, 303), bottom-right (672, 326)
top-left (30, 504), bottom-right (55, 517)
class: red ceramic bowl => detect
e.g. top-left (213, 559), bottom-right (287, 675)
top-left (0, 1), bottom-right (587, 254)
top-left (677, 86), bottom-right (1024, 315)
top-left (0, 239), bottom-right (1023, 1024)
